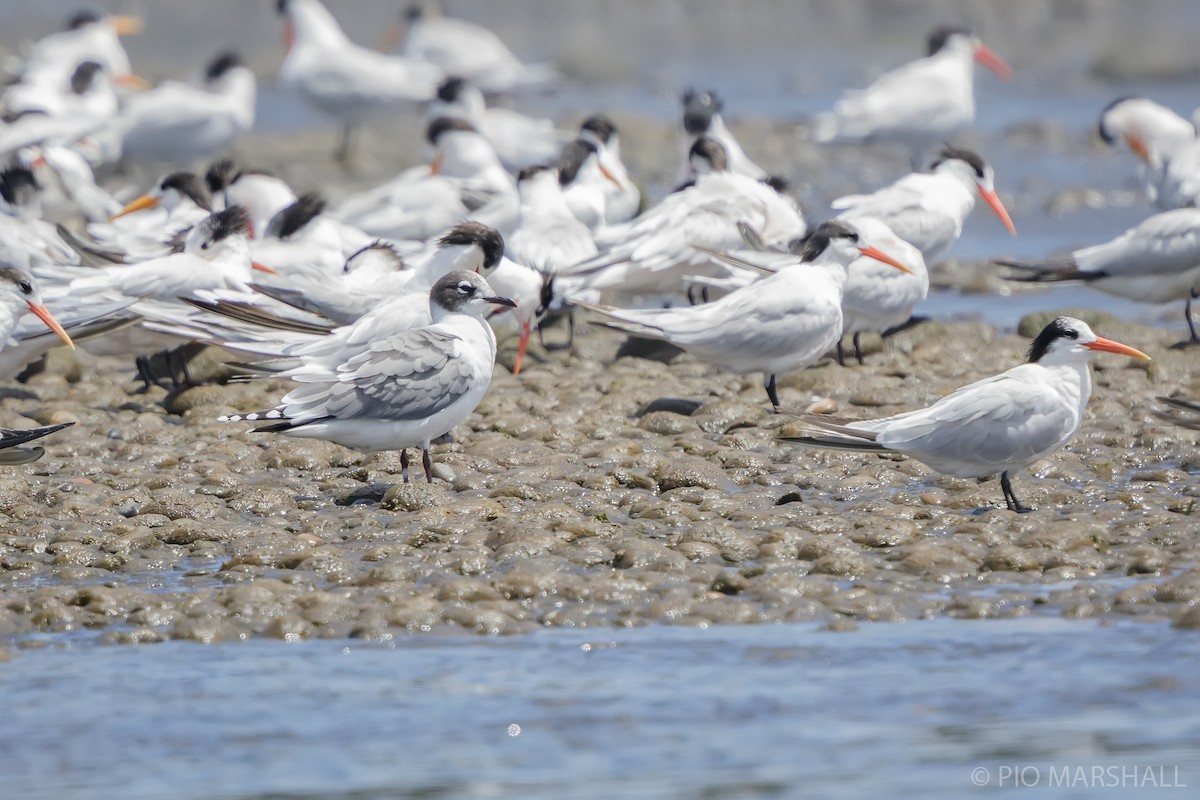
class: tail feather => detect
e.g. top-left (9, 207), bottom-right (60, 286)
top-left (55, 224), bottom-right (128, 267)
top-left (572, 301), bottom-right (666, 338)
top-left (994, 256), bottom-right (1101, 284)
top-left (183, 297), bottom-right (335, 335)
top-left (0, 447), bottom-right (47, 465)
top-left (0, 422), bottom-right (74, 451)
top-left (1159, 396), bottom-right (1200, 414)
top-left (775, 409), bottom-right (886, 453)
top-left (778, 435), bottom-right (886, 453)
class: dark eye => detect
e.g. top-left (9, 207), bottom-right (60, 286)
top-left (1065, 329), bottom-right (1079, 339)
top-left (18, 281), bottom-right (32, 294)
top-left (200, 241), bottom-right (210, 250)
top-left (848, 232), bottom-right (859, 242)
top-left (457, 282), bottom-right (474, 295)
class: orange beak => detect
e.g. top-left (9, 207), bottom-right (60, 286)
top-left (252, 261), bottom-right (280, 275)
top-left (379, 22), bottom-right (405, 51)
top-left (599, 163), bottom-right (623, 189)
top-left (109, 15), bottom-right (144, 36)
top-left (27, 302), bottom-right (74, 349)
top-left (978, 186), bottom-right (1017, 235)
top-left (1124, 133), bottom-right (1151, 163)
top-left (974, 43), bottom-right (1012, 80)
top-left (858, 245), bottom-right (913, 274)
top-left (110, 193), bottom-right (159, 221)
top-left (113, 73), bottom-right (150, 90)
top-left (1085, 337), bottom-right (1150, 360)
top-left (429, 154), bottom-right (443, 175)
top-left (284, 21), bottom-right (295, 53)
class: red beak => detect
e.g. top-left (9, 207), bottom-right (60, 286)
top-left (974, 43), bottom-right (1012, 80)
top-left (252, 262), bottom-right (280, 275)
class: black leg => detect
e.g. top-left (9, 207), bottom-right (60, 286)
top-left (335, 124), bottom-right (356, 164)
top-left (853, 332), bottom-right (865, 365)
top-left (687, 285), bottom-right (699, 306)
top-left (400, 448), bottom-right (409, 484)
top-left (765, 373), bottom-right (780, 409)
top-left (1000, 471), bottom-right (1033, 513)
top-left (566, 312), bottom-right (575, 349)
top-left (702, 286), bottom-right (710, 304)
top-left (1188, 291), bottom-right (1199, 343)
top-left (422, 449), bottom-right (433, 483)
top-left (836, 340), bottom-right (847, 367)
top-left (134, 356), bottom-right (155, 392)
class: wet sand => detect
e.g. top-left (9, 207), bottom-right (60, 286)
top-left (1, 115), bottom-right (1197, 647)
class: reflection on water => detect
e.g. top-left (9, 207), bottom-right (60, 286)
top-left (2, 619), bottom-right (1199, 799)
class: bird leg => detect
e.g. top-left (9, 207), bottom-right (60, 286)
top-left (836, 340), bottom-right (847, 367)
top-left (1000, 471), bottom-right (1033, 513)
top-left (853, 332), bottom-right (865, 365)
top-left (335, 124), bottom-right (358, 165)
top-left (765, 373), bottom-right (781, 409)
top-left (513, 319), bottom-right (532, 376)
top-left (400, 448), bottom-right (409, 483)
top-left (422, 449), bottom-right (433, 483)
top-left (1171, 291), bottom-right (1200, 348)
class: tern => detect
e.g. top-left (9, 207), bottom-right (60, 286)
top-left (0, 263), bottom-right (74, 355)
top-left (813, 26), bottom-right (1011, 163)
top-left (0, 422), bottom-right (75, 466)
top-left (221, 271), bottom-right (516, 484)
top-left (779, 317), bottom-right (1150, 513)
top-left (560, 137), bottom-right (626, 231)
top-left (276, 0), bottom-right (443, 161)
top-left (577, 220), bottom-right (912, 406)
top-left (678, 89), bottom-right (766, 181)
top-left (503, 164), bottom-right (597, 372)
top-left (115, 52), bottom-right (256, 165)
top-left (996, 207), bottom-right (1200, 346)
top-left (428, 76), bottom-right (567, 172)
top-left (564, 138), bottom-right (806, 299)
top-left (578, 115), bottom-right (641, 225)
top-left (1098, 96), bottom-right (1200, 210)
top-left (833, 145), bottom-right (1016, 264)
top-left (331, 118), bottom-right (516, 241)
top-left (388, 3), bottom-right (557, 94)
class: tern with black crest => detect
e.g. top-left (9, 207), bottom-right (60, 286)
top-left (577, 220), bottom-right (912, 406)
top-left (780, 318), bottom-right (1150, 512)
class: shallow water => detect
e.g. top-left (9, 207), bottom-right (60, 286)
top-left (1, 619), bottom-right (1198, 799)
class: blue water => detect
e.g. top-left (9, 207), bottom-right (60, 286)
top-left (2, 619), bottom-right (1199, 800)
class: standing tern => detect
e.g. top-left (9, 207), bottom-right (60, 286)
top-left (276, 0), bottom-right (443, 161)
top-left (813, 26), bottom-right (1011, 163)
top-left (779, 317), bottom-right (1150, 513)
top-left (221, 271), bottom-right (516, 484)
top-left (996, 207), bottom-right (1200, 346)
top-left (577, 220), bottom-right (912, 406)
top-left (560, 137), bottom-right (625, 231)
top-left (389, 3), bottom-right (557, 94)
top-left (833, 145), bottom-right (1016, 264)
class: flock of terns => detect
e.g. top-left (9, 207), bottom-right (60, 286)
top-left (0, 3), bottom-right (1195, 514)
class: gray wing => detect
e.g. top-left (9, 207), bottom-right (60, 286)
top-left (279, 328), bottom-right (475, 423)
